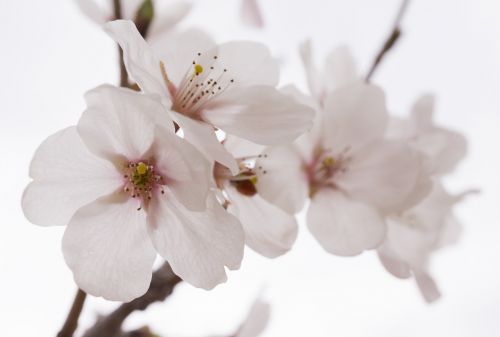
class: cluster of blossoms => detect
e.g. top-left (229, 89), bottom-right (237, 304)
top-left (22, 2), bottom-right (468, 305)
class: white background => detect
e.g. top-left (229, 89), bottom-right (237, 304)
top-left (1, 0), bottom-right (499, 336)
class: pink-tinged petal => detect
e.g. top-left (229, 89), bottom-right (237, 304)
top-left (152, 126), bottom-right (210, 211)
top-left (299, 40), bottom-right (323, 100)
top-left (322, 81), bottom-right (388, 153)
top-left (171, 111), bottom-right (239, 175)
top-left (204, 86), bottom-right (314, 145)
top-left (22, 127), bottom-right (121, 227)
top-left (79, 85), bottom-right (169, 161)
top-left (307, 190), bottom-right (386, 256)
top-left (414, 271), bottom-right (441, 303)
top-left (151, 28), bottom-right (215, 86)
top-left (255, 146), bottom-right (309, 214)
top-left (236, 298), bottom-right (271, 337)
top-left (324, 45), bottom-right (357, 91)
top-left (62, 195), bottom-right (156, 302)
top-left (105, 20), bottom-right (166, 96)
top-left (226, 184), bottom-right (298, 258)
top-left (337, 140), bottom-right (431, 214)
top-left (148, 1), bottom-right (192, 41)
top-left (377, 251), bottom-right (412, 279)
top-left (147, 191), bottom-right (244, 289)
top-left (240, 0), bottom-right (264, 28)
top-left (74, 0), bottom-right (108, 25)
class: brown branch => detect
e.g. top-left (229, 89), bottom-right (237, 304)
top-left (365, 0), bottom-right (411, 82)
top-left (82, 263), bottom-right (182, 337)
top-left (56, 289), bottom-right (87, 337)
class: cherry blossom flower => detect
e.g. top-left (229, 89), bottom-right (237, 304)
top-left (213, 136), bottom-right (298, 258)
top-left (378, 182), bottom-right (467, 302)
top-left (380, 94), bottom-right (470, 302)
top-left (254, 81), bottom-right (431, 256)
top-left (22, 85), bottom-right (244, 301)
top-left (105, 20), bottom-right (315, 174)
top-left (74, 0), bottom-right (191, 41)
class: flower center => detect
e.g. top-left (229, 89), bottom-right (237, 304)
top-left (305, 146), bottom-right (349, 197)
top-left (123, 161), bottom-right (165, 210)
top-left (160, 52), bottom-right (235, 119)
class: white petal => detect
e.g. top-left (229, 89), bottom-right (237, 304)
top-left (62, 195), bottom-right (156, 302)
top-left (211, 41), bottom-right (279, 87)
top-left (324, 45), bottom-right (357, 91)
top-left (307, 190), bottom-right (386, 256)
top-left (148, 1), bottom-right (192, 40)
top-left (255, 146), bottom-right (309, 214)
top-left (414, 271), bottom-right (441, 303)
top-left (150, 28), bottom-right (215, 86)
top-left (22, 127), bottom-right (121, 227)
top-left (79, 85), bottom-right (167, 160)
top-left (337, 140), bottom-right (430, 213)
top-left (105, 20), bottom-right (166, 96)
top-left (204, 86), bottom-right (315, 145)
top-left (152, 127), bottom-right (210, 211)
top-left (299, 40), bottom-right (323, 100)
top-left (322, 81), bottom-right (388, 153)
top-left (147, 192), bottom-right (244, 289)
top-left (377, 251), bottom-right (411, 279)
top-left (236, 298), bottom-right (271, 337)
top-left (74, 0), bottom-right (108, 25)
top-left (411, 95), bottom-right (467, 175)
top-left (121, 0), bottom-right (145, 21)
top-left (226, 184), bottom-right (298, 258)
top-left (171, 111), bottom-right (239, 175)
top-left (240, 0), bottom-right (264, 28)
top-left (224, 135), bottom-right (265, 159)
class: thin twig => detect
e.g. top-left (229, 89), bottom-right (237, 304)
top-left (56, 289), bottom-right (87, 337)
top-left (365, 0), bottom-right (411, 82)
top-left (82, 263), bottom-right (181, 337)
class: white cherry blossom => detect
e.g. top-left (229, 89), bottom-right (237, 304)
top-left (105, 20), bottom-right (315, 174)
top-left (22, 85), bottom-right (244, 301)
top-left (254, 81), bottom-right (431, 256)
top-left (74, 0), bottom-right (191, 41)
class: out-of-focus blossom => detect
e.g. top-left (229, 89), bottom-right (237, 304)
top-left (105, 20), bottom-right (315, 175)
top-left (22, 85), bottom-right (244, 301)
top-left (380, 94), bottom-right (470, 302)
top-left (300, 40), bottom-right (358, 106)
top-left (74, 0), bottom-right (191, 40)
top-left (234, 298), bottom-right (271, 337)
top-left (240, 0), bottom-right (264, 28)
top-left (255, 81), bottom-right (431, 256)
top-left (378, 183), bottom-right (467, 302)
top-left (387, 94), bottom-right (467, 176)
top-left (214, 136), bottom-right (298, 258)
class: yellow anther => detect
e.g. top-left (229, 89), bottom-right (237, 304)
top-left (250, 176), bottom-right (258, 185)
top-left (136, 162), bottom-right (148, 175)
top-left (194, 64), bottom-right (203, 75)
top-left (323, 157), bottom-right (335, 167)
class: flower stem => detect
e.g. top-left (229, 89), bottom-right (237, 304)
top-left (56, 289), bottom-right (87, 337)
top-left (112, 0), bottom-right (130, 88)
top-left (365, 0), bottom-right (411, 82)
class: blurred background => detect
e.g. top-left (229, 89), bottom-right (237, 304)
top-left (1, 0), bottom-right (499, 336)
